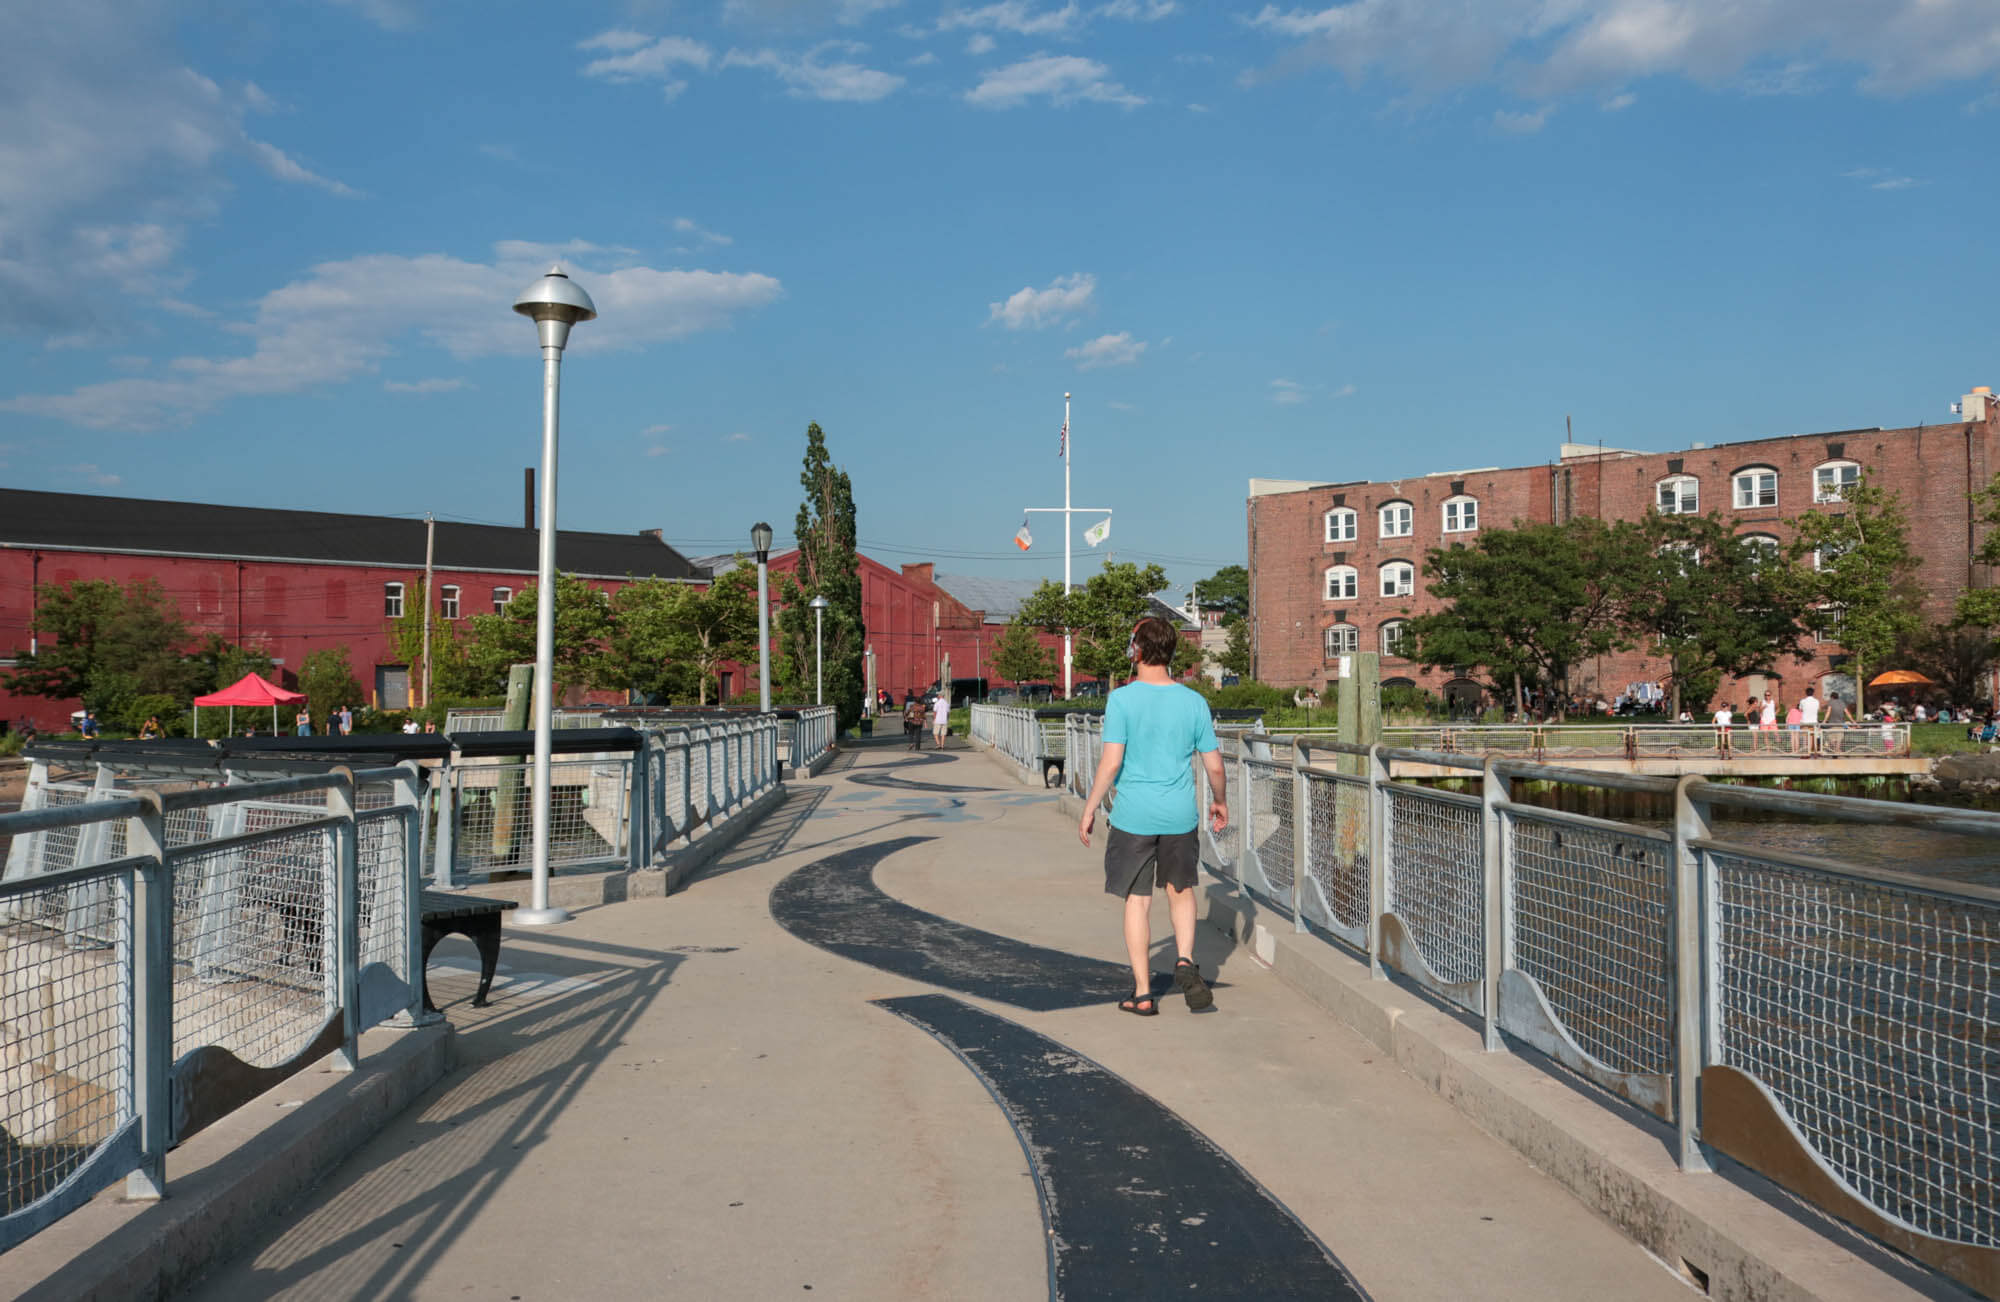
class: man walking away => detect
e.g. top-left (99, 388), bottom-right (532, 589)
top-left (1077, 617), bottom-right (1229, 1016)
top-left (931, 692), bottom-right (950, 747)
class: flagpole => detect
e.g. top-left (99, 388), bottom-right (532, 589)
top-left (1063, 391), bottom-right (1073, 700)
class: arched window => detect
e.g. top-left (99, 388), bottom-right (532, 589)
top-left (1379, 561), bottom-right (1415, 598)
top-left (439, 584), bottom-right (461, 620)
top-left (1323, 565), bottom-right (1358, 601)
top-left (1380, 619), bottom-right (1408, 658)
top-left (384, 581), bottom-right (405, 619)
top-left (1656, 475), bottom-right (1699, 515)
top-left (1441, 495), bottom-right (1478, 533)
top-left (1732, 465), bottom-right (1778, 509)
top-left (1740, 533), bottom-right (1780, 565)
top-left (493, 586), bottom-right (514, 613)
top-left (1378, 500), bottom-right (1413, 538)
top-left (1324, 507), bottom-right (1357, 543)
top-left (1813, 459), bottom-right (1860, 503)
top-left (1324, 623), bottom-right (1358, 658)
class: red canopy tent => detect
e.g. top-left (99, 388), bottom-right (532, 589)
top-left (193, 673), bottom-right (306, 736)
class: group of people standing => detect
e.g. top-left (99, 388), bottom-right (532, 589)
top-left (293, 705), bottom-right (357, 737)
top-left (1710, 687), bottom-right (1860, 750)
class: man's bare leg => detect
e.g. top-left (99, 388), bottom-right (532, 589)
top-left (1164, 882), bottom-right (1197, 965)
top-left (1122, 891), bottom-right (1153, 996)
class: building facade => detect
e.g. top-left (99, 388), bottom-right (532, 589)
top-left (1247, 386), bottom-right (2000, 710)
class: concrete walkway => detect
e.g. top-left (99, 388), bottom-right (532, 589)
top-left (183, 739), bottom-right (1701, 1301)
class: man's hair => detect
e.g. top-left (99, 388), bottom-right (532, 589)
top-left (1131, 616), bottom-right (1180, 667)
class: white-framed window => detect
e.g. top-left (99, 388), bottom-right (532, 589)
top-left (1656, 475), bottom-right (1699, 515)
top-left (1813, 538), bottom-right (1851, 571)
top-left (1380, 561), bottom-right (1415, 597)
top-left (1441, 495), bottom-right (1478, 533)
top-left (1324, 623), bottom-right (1358, 657)
top-left (1740, 533), bottom-right (1781, 565)
top-left (383, 581), bottom-right (404, 619)
top-left (439, 584), bottom-right (461, 620)
top-left (493, 586), bottom-right (514, 613)
top-left (1324, 565), bottom-right (1358, 601)
top-left (1811, 606), bottom-right (1845, 643)
top-left (1378, 501), bottom-right (1413, 538)
top-left (1324, 507), bottom-right (1357, 543)
top-left (1732, 466), bottom-right (1778, 509)
top-left (1813, 460), bottom-right (1860, 503)
top-left (1380, 619), bottom-right (1407, 658)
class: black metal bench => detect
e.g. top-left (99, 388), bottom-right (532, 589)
top-left (419, 889), bottom-right (518, 1012)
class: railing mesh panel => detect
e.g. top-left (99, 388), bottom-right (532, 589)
top-left (452, 759), bottom-right (626, 878)
top-left (1246, 760), bottom-right (1294, 895)
top-left (1202, 763), bottom-right (1243, 878)
top-left (1711, 853), bottom-right (1998, 1247)
top-left (0, 869), bottom-right (133, 1217)
top-left (355, 811), bottom-right (409, 978)
top-left (1382, 785), bottom-right (1483, 991)
top-left (1304, 772), bottom-right (1369, 933)
top-left (1508, 812), bottom-right (1673, 1077)
top-left (169, 828), bottom-right (337, 1067)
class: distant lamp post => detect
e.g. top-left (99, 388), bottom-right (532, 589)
top-left (809, 594), bottom-right (831, 705)
top-left (751, 522), bottom-right (774, 714)
top-left (511, 265), bottom-right (596, 927)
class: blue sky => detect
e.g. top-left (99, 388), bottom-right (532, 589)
top-left (2, 1), bottom-right (1996, 600)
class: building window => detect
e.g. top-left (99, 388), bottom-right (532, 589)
top-left (1812, 606), bottom-right (1845, 643)
top-left (1378, 501), bottom-right (1413, 538)
top-left (1813, 460), bottom-right (1860, 503)
top-left (1740, 533), bottom-right (1781, 565)
top-left (326, 578), bottom-right (348, 619)
top-left (1732, 466), bottom-right (1778, 509)
top-left (1380, 561), bottom-right (1415, 598)
top-left (1380, 620), bottom-right (1407, 658)
top-left (1813, 539), bottom-right (1850, 571)
top-left (384, 581), bottom-right (404, 619)
top-left (439, 584), bottom-right (461, 620)
top-left (1441, 495), bottom-right (1478, 533)
top-left (493, 586), bottom-right (513, 613)
top-left (1324, 565), bottom-right (1358, 601)
top-left (1324, 507), bottom-right (1357, 543)
top-left (1324, 623), bottom-right (1358, 658)
top-left (1656, 475), bottom-right (1699, 515)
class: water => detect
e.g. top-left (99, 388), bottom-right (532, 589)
top-left (1705, 818), bottom-right (2000, 889)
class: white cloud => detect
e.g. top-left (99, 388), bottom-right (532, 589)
top-left (968, 33), bottom-right (998, 54)
top-left (1269, 378), bottom-right (1306, 405)
top-left (642, 423), bottom-right (674, 436)
top-left (246, 139), bottom-right (360, 197)
top-left (938, 3), bottom-right (1082, 37)
top-left (3, 241), bottom-right (783, 431)
top-left (674, 216), bottom-right (735, 246)
top-left (578, 29), bottom-right (655, 53)
top-left (578, 32), bottom-right (715, 83)
top-left (1493, 105), bottom-right (1552, 133)
top-left (1842, 165), bottom-right (1923, 190)
top-left (62, 463), bottom-right (123, 488)
top-left (966, 53), bottom-right (1144, 107)
top-left (724, 0), bottom-right (905, 24)
top-left (1098, 0), bottom-right (1177, 19)
top-left (383, 377), bottom-right (468, 394)
top-left (908, 50), bottom-right (940, 65)
top-left (1066, 331), bottom-right (1146, 369)
top-left (644, 444), bottom-right (670, 457)
top-left (987, 272), bottom-right (1096, 329)
top-left (724, 431), bottom-right (754, 442)
top-left (723, 45), bottom-right (906, 100)
top-left (1601, 90), bottom-right (1637, 110)
top-left (1333, 382), bottom-right (1356, 397)
top-left (325, 0), bottom-right (418, 30)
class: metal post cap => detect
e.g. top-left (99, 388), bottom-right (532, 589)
top-left (513, 265), bottom-right (598, 324)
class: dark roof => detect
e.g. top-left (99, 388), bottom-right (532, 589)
top-left (0, 487), bottom-right (700, 581)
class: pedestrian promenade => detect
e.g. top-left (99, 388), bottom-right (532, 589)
top-left (151, 741), bottom-right (1855, 1299)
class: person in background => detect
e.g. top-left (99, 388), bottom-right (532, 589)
top-left (423, 719), bottom-right (438, 734)
top-left (903, 696), bottom-right (925, 750)
top-left (931, 691), bottom-right (949, 746)
top-left (295, 708), bottom-right (312, 737)
top-left (1785, 699), bottom-right (1803, 752)
top-left (1821, 692), bottom-right (1846, 754)
top-left (401, 717), bottom-right (421, 735)
top-left (139, 715), bottom-right (162, 740)
top-left (337, 704), bottom-right (353, 736)
top-left (77, 709), bottom-right (98, 739)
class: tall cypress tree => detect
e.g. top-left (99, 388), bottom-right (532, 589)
top-left (775, 423), bottom-right (865, 730)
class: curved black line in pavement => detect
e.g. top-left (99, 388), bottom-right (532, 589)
top-left (769, 837), bottom-right (1131, 1011)
top-left (876, 994), bottom-right (1372, 1302)
top-left (846, 771), bottom-right (1000, 793)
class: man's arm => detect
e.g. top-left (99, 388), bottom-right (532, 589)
top-left (1200, 749), bottom-right (1228, 832)
top-left (1076, 741), bottom-right (1125, 847)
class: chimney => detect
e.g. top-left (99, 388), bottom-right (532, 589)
top-left (524, 467), bottom-right (535, 529)
top-left (1960, 385), bottom-right (1994, 424)
top-left (902, 562), bottom-right (935, 585)
top-left (639, 528), bottom-right (663, 542)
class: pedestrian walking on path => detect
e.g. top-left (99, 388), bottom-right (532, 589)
top-left (931, 692), bottom-right (949, 746)
top-left (1076, 616), bottom-right (1228, 1016)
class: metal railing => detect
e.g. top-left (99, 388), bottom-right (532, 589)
top-left (968, 705), bottom-right (1063, 781)
top-left (1191, 728), bottom-right (1998, 1296)
top-left (1380, 722), bottom-right (1913, 759)
top-left (779, 706), bottom-right (837, 773)
top-left (1, 763), bottom-right (425, 1252)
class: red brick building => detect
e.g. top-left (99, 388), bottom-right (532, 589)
top-left (1247, 386), bottom-right (2000, 711)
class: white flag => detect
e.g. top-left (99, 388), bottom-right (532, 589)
top-left (1084, 517), bottom-right (1110, 547)
top-left (1014, 521), bottom-right (1033, 551)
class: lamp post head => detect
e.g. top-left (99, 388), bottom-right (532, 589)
top-left (751, 521), bottom-right (773, 564)
top-left (513, 265), bottom-right (597, 352)
top-left (809, 594), bottom-right (831, 612)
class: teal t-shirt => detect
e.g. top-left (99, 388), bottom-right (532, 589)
top-left (1102, 682), bottom-right (1220, 836)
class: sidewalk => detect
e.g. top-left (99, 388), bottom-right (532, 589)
top-left (179, 739), bottom-right (1704, 1301)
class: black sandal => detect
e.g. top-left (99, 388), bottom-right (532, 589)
top-left (1174, 958), bottom-right (1213, 1011)
top-left (1118, 994), bottom-right (1159, 1016)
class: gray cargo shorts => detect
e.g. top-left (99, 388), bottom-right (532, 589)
top-left (1103, 825), bottom-right (1200, 897)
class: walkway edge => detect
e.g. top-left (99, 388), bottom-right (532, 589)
top-left (3, 1022), bottom-right (455, 1302)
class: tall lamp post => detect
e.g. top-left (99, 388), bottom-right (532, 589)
top-left (751, 522), bottom-right (774, 713)
top-left (809, 594), bottom-right (831, 705)
top-left (511, 265), bottom-right (595, 927)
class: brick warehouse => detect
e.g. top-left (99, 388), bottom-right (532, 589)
top-left (1247, 385), bottom-right (2000, 711)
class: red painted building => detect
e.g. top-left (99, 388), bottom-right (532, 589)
top-left (0, 487), bottom-right (703, 731)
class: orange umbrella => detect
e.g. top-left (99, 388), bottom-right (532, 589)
top-left (1867, 669), bottom-right (1935, 687)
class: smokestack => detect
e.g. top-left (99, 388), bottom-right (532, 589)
top-left (524, 467), bottom-right (535, 530)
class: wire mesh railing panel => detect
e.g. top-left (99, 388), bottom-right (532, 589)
top-left (1382, 784), bottom-right (1483, 991)
top-left (1303, 771), bottom-right (1369, 934)
top-left (1246, 760), bottom-right (1294, 896)
top-left (1202, 760), bottom-right (1243, 879)
top-left (17, 785), bottom-right (90, 876)
top-left (169, 827), bottom-right (337, 1068)
top-left (1539, 728), bottom-right (1627, 756)
top-left (354, 811), bottom-right (409, 980)
top-left (1710, 852), bottom-right (1998, 1248)
top-left (1448, 728), bottom-right (1538, 754)
top-left (0, 867), bottom-right (134, 1219)
top-left (1631, 728), bottom-right (1724, 756)
top-left (1507, 811), bottom-right (1673, 1078)
top-left (688, 737), bottom-right (712, 821)
top-left (449, 759), bottom-right (628, 878)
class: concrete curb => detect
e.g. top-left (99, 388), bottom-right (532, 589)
top-left (4, 1022), bottom-right (454, 1302)
top-left (791, 747), bottom-right (836, 779)
top-left (966, 736), bottom-right (1056, 791)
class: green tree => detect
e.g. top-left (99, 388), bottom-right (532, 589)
top-left (990, 617), bottom-right (1058, 689)
top-left (298, 646), bottom-right (365, 730)
top-left (1194, 564), bottom-right (1249, 624)
top-left (1954, 472), bottom-right (2000, 631)
top-left (1618, 513), bottom-right (1808, 719)
top-left (775, 423), bottom-right (865, 729)
top-left (1901, 622), bottom-right (1996, 707)
top-left (2, 579), bottom-right (200, 727)
top-left (458, 574), bottom-right (611, 700)
top-left (1015, 560), bottom-right (1171, 688)
top-left (602, 568), bottom-right (758, 705)
top-left (391, 579), bottom-right (477, 701)
top-left (1214, 620), bottom-right (1251, 678)
top-left (1404, 519), bottom-right (1629, 720)
top-left (1787, 475), bottom-right (1922, 714)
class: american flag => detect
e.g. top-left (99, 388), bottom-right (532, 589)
top-left (1058, 419), bottom-right (1067, 459)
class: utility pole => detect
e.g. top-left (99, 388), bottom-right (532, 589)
top-left (1025, 392), bottom-right (1111, 699)
top-left (420, 512), bottom-right (435, 709)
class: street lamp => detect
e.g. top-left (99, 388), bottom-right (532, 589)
top-left (751, 522), bottom-right (774, 714)
top-left (809, 594), bottom-right (831, 705)
top-left (511, 265), bottom-right (595, 927)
